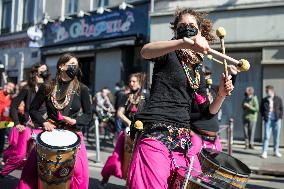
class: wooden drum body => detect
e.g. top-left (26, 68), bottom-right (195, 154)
top-left (36, 129), bottom-right (80, 189)
top-left (122, 129), bottom-right (134, 179)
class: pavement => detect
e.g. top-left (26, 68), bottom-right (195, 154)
top-left (222, 140), bottom-right (284, 176)
top-left (1, 136), bottom-right (284, 188)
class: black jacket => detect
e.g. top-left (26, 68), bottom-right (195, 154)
top-left (260, 95), bottom-right (283, 121)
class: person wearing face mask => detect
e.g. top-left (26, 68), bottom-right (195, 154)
top-left (16, 53), bottom-right (92, 189)
top-left (0, 63), bottom-right (49, 177)
top-left (260, 85), bottom-right (283, 159)
top-left (0, 81), bottom-right (15, 162)
top-left (242, 87), bottom-right (259, 150)
top-left (99, 73), bottom-right (147, 188)
top-left (127, 8), bottom-right (234, 188)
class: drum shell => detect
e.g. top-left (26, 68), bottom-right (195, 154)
top-left (199, 150), bottom-right (249, 189)
top-left (122, 131), bottom-right (134, 179)
top-left (172, 168), bottom-right (205, 189)
top-left (36, 130), bottom-right (80, 189)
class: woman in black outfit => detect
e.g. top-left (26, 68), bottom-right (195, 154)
top-left (190, 65), bottom-right (238, 154)
top-left (127, 8), bottom-right (234, 189)
top-left (0, 63), bottom-right (48, 177)
top-left (17, 53), bottom-right (92, 189)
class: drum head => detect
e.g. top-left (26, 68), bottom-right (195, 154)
top-left (37, 129), bottom-right (80, 150)
top-left (200, 149), bottom-right (251, 177)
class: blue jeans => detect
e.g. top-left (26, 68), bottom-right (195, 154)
top-left (262, 118), bottom-right (282, 153)
top-left (115, 117), bottom-right (123, 133)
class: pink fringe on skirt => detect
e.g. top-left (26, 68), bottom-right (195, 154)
top-left (1, 127), bottom-right (42, 176)
top-left (101, 131), bottom-right (125, 180)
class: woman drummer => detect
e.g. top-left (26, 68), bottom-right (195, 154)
top-left (189, 65), bottom-right (238, 173)
top-left (0, 63), bottom-right (49, 177)
top-left (127, 8), bottom-right (234, 188)
top-left (100, 73), bottom-right (147, 188)
top-left (17, 53), bottom-right (92, 189)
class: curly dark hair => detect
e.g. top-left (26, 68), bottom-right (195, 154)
top-left (170, 8), bottom-right (215, 43)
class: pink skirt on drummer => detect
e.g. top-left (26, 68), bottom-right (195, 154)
top-left (127, 132), bottom-right (222, 189)
top-left (1, 127), bottom-right (42, 176)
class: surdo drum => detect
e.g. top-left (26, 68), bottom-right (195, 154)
top-left (199, 149), bottom-right (251, 189)
top-left (172, 149), bottom-right (251, 189)
top-left (36, 129), bottom-right (80, 189)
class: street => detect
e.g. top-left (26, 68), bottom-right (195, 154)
top-left (1, 138), bottom-right (284, 189)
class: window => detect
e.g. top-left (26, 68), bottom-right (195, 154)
top-left (23, 0), bottom-right (35, 30)
top-left (66, 0), bottom-right (78, 14)
top-left (1, 0), bottom-right (12, 34)
top-left (98, 0), bottom-right (109, 7)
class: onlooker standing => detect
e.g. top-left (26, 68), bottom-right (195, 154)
top-left (260, 85), bottom-right (283, 158)
top-left (0, 81), bottom-right (16, 158)
top-left (242, 87), bottom-right (259, 149)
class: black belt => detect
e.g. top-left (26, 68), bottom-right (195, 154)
top-left (191, 127), bottom-right (217, 142)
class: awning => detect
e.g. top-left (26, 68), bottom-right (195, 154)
top-left (41, 35), bottom-right (140, 56)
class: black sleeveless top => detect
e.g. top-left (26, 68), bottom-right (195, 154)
top-left (135, 52), bottom-right (214, 128)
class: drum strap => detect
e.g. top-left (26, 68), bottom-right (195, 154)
top-left (183, 156), bottom-right (195, 189)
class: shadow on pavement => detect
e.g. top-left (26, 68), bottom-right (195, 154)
top-left (246, 183), bottom-right (276, 189)
top-left (0, 175), bottom-right (19, 189)
top-left (249, 176), bottom-right (284, 183)
top-left (89, 177), bottom-right (127, 189)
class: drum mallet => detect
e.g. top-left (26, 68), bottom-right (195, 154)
top-left (216, 27), bottom-right (229, 77)
top-left (183, 38), bottom-right (250, 72)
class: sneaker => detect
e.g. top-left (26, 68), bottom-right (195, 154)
top-left (261, 152), bottom-right (268, 159)
top-left (275, 152), bottom-right (282, 158)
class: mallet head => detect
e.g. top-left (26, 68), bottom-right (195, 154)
top-left (238, 59), bottom-right (250, 71)
top-left (216, 27), bottom-right (226, 38)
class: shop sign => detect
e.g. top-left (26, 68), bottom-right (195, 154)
top-left (44, 3), bottom-right (149, 46)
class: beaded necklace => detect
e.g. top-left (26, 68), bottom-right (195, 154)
top-left (176, 49), bottom-right (202, 91)
top-left (51, 82), bottom-right (75, 110)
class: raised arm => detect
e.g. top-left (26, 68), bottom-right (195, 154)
top-left (141, 35), bottom-right (209, 59)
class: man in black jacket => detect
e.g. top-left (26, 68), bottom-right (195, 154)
top-left (260, 85), bottom-right (283, 158)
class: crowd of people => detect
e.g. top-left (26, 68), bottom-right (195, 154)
top-left (0, 6), bottom-right (282, 189)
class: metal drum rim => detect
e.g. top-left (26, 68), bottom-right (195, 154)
top-left (36, 130), bottom-right (81, 151)
top-left (200, 149), bottom-right (251, 178)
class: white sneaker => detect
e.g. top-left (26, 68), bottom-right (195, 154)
top-left (261, 152), bottom-right (268, 159)
top-left (275, 152), bottom-right (282, 158)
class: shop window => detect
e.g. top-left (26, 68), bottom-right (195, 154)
top-left (22, 0), bottom-right (35, 30)
top-left (66, 0), bottom-right (78, 14)
top-left (98, 0), bottom-right (109, 7)
top-left (1, 0), bottom-right (12, 34)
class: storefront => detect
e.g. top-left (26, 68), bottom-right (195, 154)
top-left (41, 1), bottom-right (150, 94)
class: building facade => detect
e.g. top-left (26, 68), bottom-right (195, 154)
top-left (150, 0), bottom-right (284, 144)
top-left (42, 0), bottom-right (150, 94)
top-left (0, 0), bottom-right (44, 84)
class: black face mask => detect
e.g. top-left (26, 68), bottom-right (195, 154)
top-left (40, 70), bottom-right (49, 80)
top-left (176, 24), bottom-right (198, 39)
top-left (66, 65), bottom-right (78, 79)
